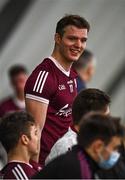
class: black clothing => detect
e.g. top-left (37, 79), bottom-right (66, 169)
top-left (33, 145), bottom-right (99, 179)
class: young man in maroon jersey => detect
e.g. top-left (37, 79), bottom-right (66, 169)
top-left (0, 111), bottom-right (41, 179)
top-left (24, 14), bottom-right (90, 166)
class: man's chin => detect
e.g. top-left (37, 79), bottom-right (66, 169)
top-left (72, 57), bottom-right (80, 62)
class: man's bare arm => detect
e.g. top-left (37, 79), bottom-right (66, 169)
top-left (25, 98), bottom-right (48, 130)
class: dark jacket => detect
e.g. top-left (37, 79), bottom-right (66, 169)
top-left (33, 144), bottom-right (125, 179)
top-left (33, 145), bottom-right (99, 179)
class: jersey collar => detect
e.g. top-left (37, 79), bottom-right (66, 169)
top-left (49, 56), bottom-right (71, 77)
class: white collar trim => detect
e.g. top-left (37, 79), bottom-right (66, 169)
top-left (49, 56), bottom-right (70, 77)
top-left (9, 160), bottom-right (33, 168)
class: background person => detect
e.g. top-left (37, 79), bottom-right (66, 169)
top-left (33, 113), bottom-right (124, 179)
top-left (72, 49), bottom-right (96, 92)
top-left (0, 64), bottom-right (28, 169)
top-left (0, 111), bottom-right (41, 179)
top-left (0, 64), bottom-right (28, 117)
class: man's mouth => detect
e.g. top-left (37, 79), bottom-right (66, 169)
top-left (70, 49), bottom-right (81, 55)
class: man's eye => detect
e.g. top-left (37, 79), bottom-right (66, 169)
top-left (69, 37), bottom-right (75, 40)
top-left (81, 39), bottom-right (87, 43)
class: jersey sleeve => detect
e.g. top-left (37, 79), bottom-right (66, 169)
top-left (25, 68), bottom-right (56, 105)
top-left (3, 167), bottom-right (29, 180)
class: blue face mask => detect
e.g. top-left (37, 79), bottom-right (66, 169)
top-left (98, 151), bottom-right (120, 169)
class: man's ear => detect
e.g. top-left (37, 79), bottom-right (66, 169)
top-left (21, 135), bottom-right (29, 145)
top-left (54, 33), bottom-right (61, 44)
top-left (92, 139), bottom-right (104, 155)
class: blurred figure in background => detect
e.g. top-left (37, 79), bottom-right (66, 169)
top-left (0, 64), bottom-right (28, 117)
top-left (0, 64), bottom-right (28, 170)
top-left (72, 49), bottom-right (96, 92)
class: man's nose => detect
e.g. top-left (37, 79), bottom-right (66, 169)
top-left (74, 39), bottom-right (82, 48)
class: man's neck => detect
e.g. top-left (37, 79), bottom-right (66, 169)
top-left (16, 91), bottom-right (24, 101)
top-left (8, 148), bottom-right (30, 164)
top-left (51, 51), bottom-right (72, 72)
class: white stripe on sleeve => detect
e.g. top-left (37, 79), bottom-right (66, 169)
top-left (33, 71), bottom-right (42, 92)
top-left (13, 167), bottom-right (25, 179)
top-left (36, 71), bottom-right (46, 92)
top-left (17, 164), bottom-right (29, 180)
top-left (39, 72), bottom-right (49, 93)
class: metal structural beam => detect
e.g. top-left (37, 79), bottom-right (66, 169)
top-left (0, 0), bottom-right (33, 50)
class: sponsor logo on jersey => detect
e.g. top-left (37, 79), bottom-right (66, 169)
top-left (56, 104), bottom-right (72, 117)
top-left (58, 84), bottom-right (66, 90)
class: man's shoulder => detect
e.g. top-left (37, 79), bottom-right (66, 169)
top-left (32, 57), bottom-right (56, 73)
top-left (0, 96), bottom-right (16, 117)
top-left (2, 162), bottom-right (32, 171)
top-left (27, 57), bottom-right (58, 83)
top-left (2, 162), bottom-right (35, 179)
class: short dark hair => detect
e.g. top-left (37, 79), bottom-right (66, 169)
top-left (8, 64), bottom-right (28, 80)
top-left (0, 111), bottom-right (35, 153)
top-left (72, 88), bottom-right (111, 125)
top-left (72, 49), bottom-right (94, 70)
top-left (56, 14), bottom-right (90, 37)
top-left (77, 113), bottom-right (124, 148)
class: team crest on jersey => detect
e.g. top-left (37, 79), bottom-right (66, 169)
top-left (67, 80), bottom-right (73, 84)
top-left (69, 84), bottom-right (73, 93)
top-left (58, 84), bottom-right (66, 90)
top-left (74, 78), bottom-right (77, 88)
top-left (67, 80), bottom-right (74, 93)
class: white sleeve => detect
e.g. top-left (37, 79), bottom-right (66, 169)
top-left (45, 129), bottom-right (77, 165)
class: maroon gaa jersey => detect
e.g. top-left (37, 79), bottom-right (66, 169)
top-left (0, 97), bottom-right (25, 117)
top-left (25, 56), bottom-right (77, 166)
top-left (1, 161), bottom-right (41, 179)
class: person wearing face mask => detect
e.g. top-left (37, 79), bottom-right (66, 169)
top-left (33, 113), bottom-right (124, 179)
